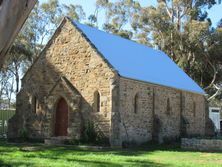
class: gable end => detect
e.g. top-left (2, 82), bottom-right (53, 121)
top-left (66, 17), bottom-right (118, 75)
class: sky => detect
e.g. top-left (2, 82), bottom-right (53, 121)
top-left (39, 0), bottom-right (222, 27)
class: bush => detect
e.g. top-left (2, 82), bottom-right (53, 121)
top-left (18, 128), bottom-right (28, 142)
top-left (69, 121), bottom-right (109, 146)
top-left (82, 121), bottom-right (97, 143)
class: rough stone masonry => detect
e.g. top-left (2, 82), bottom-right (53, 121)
top-left (8, 17), bottom-right (213, 147)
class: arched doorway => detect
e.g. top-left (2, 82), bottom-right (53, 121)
top-left (55, 98), bottom-right (68, 136)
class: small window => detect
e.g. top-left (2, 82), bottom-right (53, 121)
top-left (0, 0), bottom-right (3, 6)
top-left (94, 91), bottom-right (100, 112)
top-left (134, 93), bottom-right (139, 114)
top-left (193, 101), bottom-right (196, 116)
top-left (32, 96), bottom-right (40, 113)
top-left (166, 98), bottom-right (171, 115)
top-left (212, 109), bottom-right (219, 113)
top-left (33, 96), bottom-right (37, 113)
top-left (25, 0), bottom-right (29, 7)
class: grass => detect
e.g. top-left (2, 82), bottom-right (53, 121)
top-left (0, 141), bottom-right (222, 167)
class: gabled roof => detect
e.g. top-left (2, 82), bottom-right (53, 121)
top-left (71, 19), bottom-right (205, 94)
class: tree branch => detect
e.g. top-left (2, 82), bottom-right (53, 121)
top-left (208, 84), bottom-right (221, 101)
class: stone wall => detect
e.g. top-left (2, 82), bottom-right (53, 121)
top-left (181, 138), bottom-right (222, 151)
top-left (118, 77), bottom-right (207, 144)
top-left (118, 77), bottom-right (153, 144)
top-left (8, 18), bottom-right (118, 141)
top-left (182, 92), bottom-right (206, 137)
top-left (8, 17), bottom-right (208, 147)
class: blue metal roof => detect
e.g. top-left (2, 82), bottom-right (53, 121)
top-left (72, 21), bottom-right (205, 94)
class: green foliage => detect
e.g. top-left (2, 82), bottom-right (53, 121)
top-left (69, 121), bottom-right (109, 146)
top-left (82, 121), bottom-right (98, 144)
top-left (81, 121), bottom-right (109, 145)
top-left (96, 0), bottom-right (140, 40)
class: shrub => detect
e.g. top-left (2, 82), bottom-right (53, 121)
top-left (18, 128), bottom-right (28, 142)
top-left (69, 121), bottom-right (109, 146)
top-left (82, 121), bottom-right (97, 144)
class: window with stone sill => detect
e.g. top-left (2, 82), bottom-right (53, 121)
top-left (93, 91), bottom-right (100, 112)
top-left (134, 93), bottom-right (139, 114)
top-left (166, 98), bottom-right (171, 115)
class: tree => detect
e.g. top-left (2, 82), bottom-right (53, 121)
top-left (0, 0), bottom-right (86, 108)
top-left (6, 39), bottom-right (32, 93)
top-left (21, 0), bottom-right (85, 57)
top-left (135, 0), bottom-right (222, 100)
top-left (0, 65), bottom-right (16, 109)
top-left (94, 0), bottom-right (222, 101)
top-left (96, 0), bottom-right (141, 39)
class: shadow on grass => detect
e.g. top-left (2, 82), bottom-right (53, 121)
top-left (0, 141), bottom-right (221, 167)
top-left (0, 141), bottom-right (171, 166)
top-left (22, 153), bottom-right (169, 167)
top-left (65, 158), bottom-right (168, 167)
top-left (2, 140), bottom-right (222, 154)
top-left (1, 140), bottom-right (222, 156)
top-left (0, 159), bottom-right (35, 167)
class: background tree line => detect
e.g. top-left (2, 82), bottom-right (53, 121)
top-left (1, 0), bottom-right (222, 109)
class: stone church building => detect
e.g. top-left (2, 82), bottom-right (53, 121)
top-left (8, 17), bottom-right (211, 146)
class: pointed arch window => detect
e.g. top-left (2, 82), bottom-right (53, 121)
top-left (166, 98), bottom-right (171, 115)
top-left (32, 96), bottom-right (37, 113)
top-left (32, 95), bottom-right (40, 114)
top-left (193, 101), bottom-right (196, 117)
top-left (94, 91), bottom-right (100, 112)
top-left (134, 93), bottom-right (139, 114)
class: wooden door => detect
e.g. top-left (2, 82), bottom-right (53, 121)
top-left (55, 98), bottom-right (68, 136)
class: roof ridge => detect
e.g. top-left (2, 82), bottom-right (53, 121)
top-left (69, 18), bottom-right (205, 94)
top-left (71, 19), bottom-right (165, 55)
top-left (69, 18), bottom-right (118, 75)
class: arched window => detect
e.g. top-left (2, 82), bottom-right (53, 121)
top-left (94, 91), bottom-right (100, 112)
top-left (32, 95), bottom-right (40, 114)
top-left (193, 101), bottom-right (196, 117)
top-left (134, 93), bottom-right (139, 114)
top-left (32, 96), bottom-right (37, 113)
top-left (166, 98), bottom-right (171, 115)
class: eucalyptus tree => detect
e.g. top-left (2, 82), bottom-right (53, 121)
top-left (95, 0), bottom-right (141, 39)
top-left (135, 0), bottom-right (222, 100)
top-left (0, 0), bottom-right (86, 107)
top-left (95, 0), bottom-right (222, 100)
